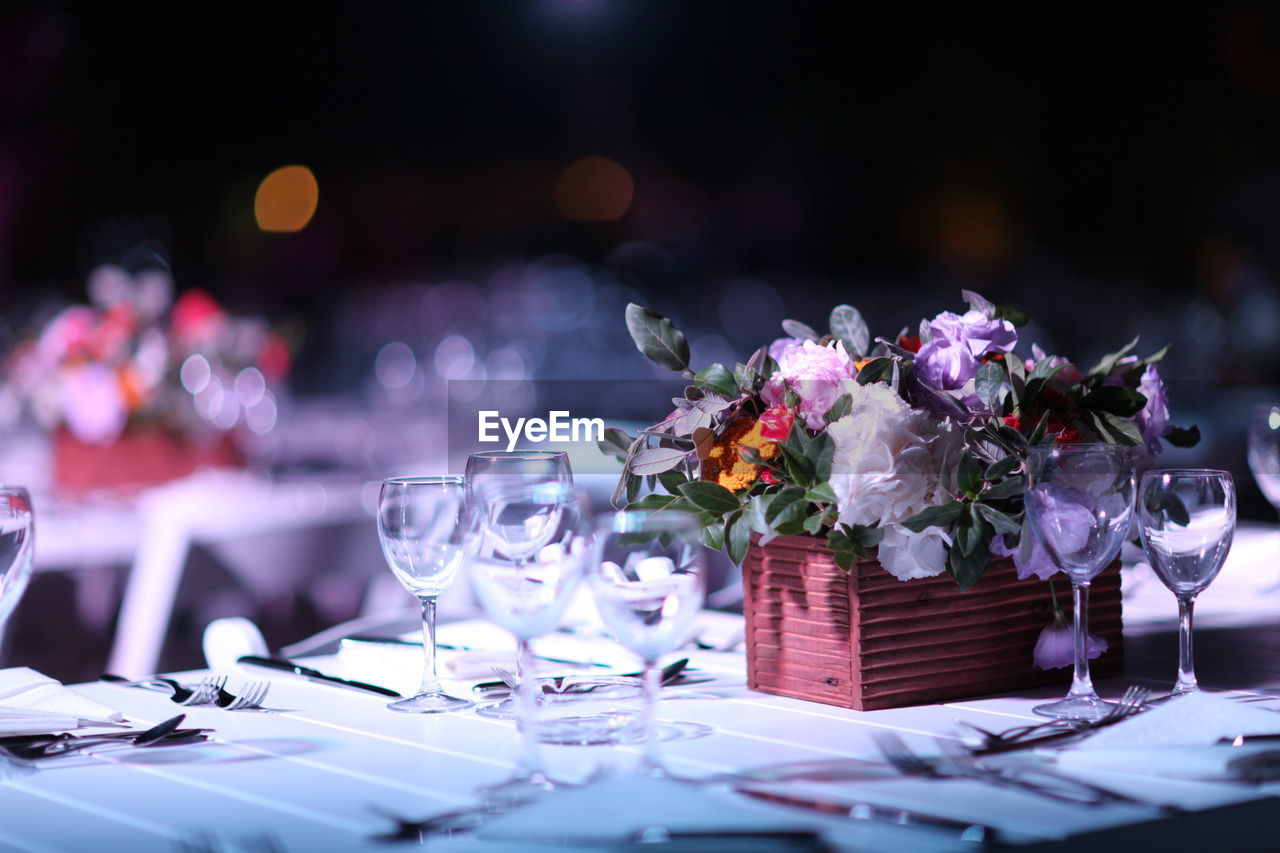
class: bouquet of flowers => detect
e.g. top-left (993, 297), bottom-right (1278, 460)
top-left (1, 264), bottom-right (291, 446)
top-left (603, 290), bottom-right (1198, 595)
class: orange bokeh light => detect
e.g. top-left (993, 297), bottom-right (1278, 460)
top-left (254, 165), bottom-right (319, 232)
top-left (554, 156), bottom-right (634, 222)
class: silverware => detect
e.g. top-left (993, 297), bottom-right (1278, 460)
top-left (100, 673), bottom-right (226, 706)
top-left (471, 657), bottom-right (693, 696)
top-left (961, 685), bottom-right (1150, 755)
top-left (0, 714), bottom-right (194, 760)
top-left (212, 681), bottom-right (273, 711)
top-left (236, 656), bottom-right (401, 698)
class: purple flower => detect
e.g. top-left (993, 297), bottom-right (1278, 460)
top-left (1033, 622), bottom-right (1108, 670)
top-left (1134, 363), bottom-right (1169, 455)
top-left (990, 532), bottom-right (1060, 581)
top-left (914, 310), bottom-right (1017, 392)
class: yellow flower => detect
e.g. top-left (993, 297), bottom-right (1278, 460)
top-left (702, 417), bottom-right (781, 491)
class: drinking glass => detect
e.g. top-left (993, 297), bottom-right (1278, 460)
top-left (1247, 406), bottom-right (1280, 520)
top-left (466, 450), bottom-right (572, 719)
top-left (0, 487), bottom-right (34, 657)
top-left (377, 476), bottom-right (475, 713)
top-left (1025, 444), bottom-right (1136, 720)
top-left (589, 510), bottom-right (706, 777)
top-left (1138, 469), bottom-right (1236, 699)
top-left (469, 481), bottom-right (587, 801)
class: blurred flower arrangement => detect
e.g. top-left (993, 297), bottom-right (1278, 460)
top-left (1, 264), bottom-right (290, 448)
top-left (604, 291), bottom-right (1199, 601)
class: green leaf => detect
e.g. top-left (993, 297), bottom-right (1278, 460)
top-left (975, 363), bottom-right (1005, 413)
top-left (771, 500), bottom-right (809, 536)
top-left (625, 303), bottom-right (691, 372)
top-left (1098, 412), bottom-right (1143, 445)
top-left (1028, 359), bottom-right (1068, 384)
top-left (855, 357), bottom-right (895, 385)
top-left (948, 538), bottom-right (990, 591)
top-left (829, 304), bottom-right (870, 358)
top-left (625, 472), bottom-right (641, 503)
top-left (781, 318), bottom-right (820, 341)
top-left (824, 393), bottom-right (852, 424)
top-left (802, 513), bottom-right (827, 535)
top-left (726, 511), bottom-right (751, 565)
top-left (597, 427), bottom-right (634, 461)
top-left (975, 503), bottom-right (1021, 535)
top-left (778, 440), bottom-right (816, 487)
top-left (804, 483), bottom-right (837, 504)
top-left (629, 447), bottom-right (690, 476)
top-left (1088, 335), bottom-right (1140, 377)
top-left (983, 476), bottom-right (1025, 500)
top-left (807, 431), bottom-right (836, 483)
top-left (957, 453), bottom-right (983, 497)
top-left (1141, 342), bottom-right (1170, 365)
top-left (1164, 425), bottom-right (1200, 448)
top-left (993, 304), bottom-right (1029, 327)
top-left (1084, 385), bottom-right (1148, 418)
top-left (1027, 411), bottom-right (1052, 446)
top-left (733, 362), bottom-right (758, 391)
top-left (626, 493), bottom-right (697, 514)
top-left (700, 521), bottom-right (725, 551)
top-left (657, 469), bottom-right (688, 494)
top-left (765, 487), bottom-right (806, 526)
top-left (961, 289), bottom-right (996, 318)
top-left (984, 454), bottom-right (1020, 482)
top-left (677, 481), bottom-right (741, 514)
top-left (693, 363), bottom-right (739, 396)
top-left (901, 501), bottom-right (965, 533)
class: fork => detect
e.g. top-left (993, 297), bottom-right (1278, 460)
top-left (101, 674), bottom-right (222, 706)
top-left (215, 681), bottom-right (273, 711)
top-left (961, 685), bottom-right (1150, 754)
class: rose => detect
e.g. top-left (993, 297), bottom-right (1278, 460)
top-left (768, 337), bottom-right (804, 364)
top-left (761, 340), bottom-right (858, 431)
top-left (757, 406), bottom-right (794, 441)
top-left (915, 309), bottom-right (1017, 392)
top-left (877, 524), bottom-right (951, 581)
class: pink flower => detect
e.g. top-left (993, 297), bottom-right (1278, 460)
top-left (60, 364), bottom-right (128, 445)
top-left (1033, 622), bottom-right (1108, 670)
top-left (761, 340), bottom-right (857, 431)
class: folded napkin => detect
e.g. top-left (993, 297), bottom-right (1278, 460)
top-left (0, 667), bottom-right (124, 735)
top-left (1053, 692), bottom-right (1280, 781)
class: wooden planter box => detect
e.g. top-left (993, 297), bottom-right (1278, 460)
top-left (743, 533), bottom-right (1123, 711)
top-left (54, 425), bottom-right (243, 494)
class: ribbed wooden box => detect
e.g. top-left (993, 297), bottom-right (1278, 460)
top-left (743, 533), bottom-right (1124, 711)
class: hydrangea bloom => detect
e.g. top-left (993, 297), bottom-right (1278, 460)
top-left (761, 340), bottom-right (857, 431)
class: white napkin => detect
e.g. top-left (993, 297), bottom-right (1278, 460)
top-left (1054, 692), bottom-right (1280, 781)
top-left (0, 667), bottom-right (124, 735)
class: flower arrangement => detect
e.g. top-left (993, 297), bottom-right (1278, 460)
top-left (1, 264), bottom-right (291, 446)
top-left (602, 291), bottom-right (1198, 599)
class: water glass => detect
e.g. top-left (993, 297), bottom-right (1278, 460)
top-left (589, 510), bottom-right (706, 776)
top-left (1247, 406), bottom-right (1280, 519)
top-left (1138, 469), bottom-right (1235, 698)
top-left (377, 476), bottom-right (475, 713)
top-left (1025, 444), bottom-right (1136, 720)
top-left (0, 487), bottom-right (33, 657)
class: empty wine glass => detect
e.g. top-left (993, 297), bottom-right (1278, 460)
top-left (1139, 469), bottom-right (1236, 699)
top-left (0, 487), bottom-right (34, 658)
top-left (467, 450), bottom-right (573, 720)
top-left (469, 481), bottom-right (587, 802)
top-left (1025, 444), bottom-right (1136, 720)
top-left (1247, 406), bottom-right (1280, 519)
top-left (589, 510), bottom-right (706, 777)
top-left (377, 476), bottom-right (476, 713)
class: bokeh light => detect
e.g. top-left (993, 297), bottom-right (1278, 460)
top-left (254, 165), bottom-right (319, 232)
top-left (554, 156), bottom-right (634, 222)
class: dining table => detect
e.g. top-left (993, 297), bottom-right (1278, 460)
top-left (4, 525), bottom-right (1280, 852)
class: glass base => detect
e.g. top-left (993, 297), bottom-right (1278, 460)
top-left (1147, 685), bottom-right (1200, 706)
top-left (475, 698), bottom-right (515, 719)
top-left (1032, 694), bottom-right (1117, 721)
top-left (475, 771), bottom-right (557, 807)
top-left (388, 691), bottom-right (474, 714)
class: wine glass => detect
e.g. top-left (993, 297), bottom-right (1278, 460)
top-left (469, 481), bottom-right (587, 802)
top-left (1025, 444), bottom-right (1136, 720)
top-left (0, 487), bottom-right (34, 658)
top-left (1247, 406), bottom-right (1280, 519)
top-left (466, 450), bottom-right (572, 719)
top-left (589, 510), bottom-right (707, 777)
top-left (377, 476), bottom-right (475, 713)
top-left (1138, 469), bottom-right (1236, 699)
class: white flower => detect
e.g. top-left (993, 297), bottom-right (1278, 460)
top-left (877, 523), bottom-right (951, 580)
top-left (827, 383), bottom-right (936, 528)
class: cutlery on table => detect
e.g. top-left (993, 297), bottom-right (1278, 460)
top-left (236, 655), bottom-right (402, 698)
top-left (471, 657), bottom-right (693, 696)
top-left (100, 673), bottom-right (227, 706)
top-left (960, 685), bottom-right (1150, 755)
top-left (0, 714), bottom-right (198, 760)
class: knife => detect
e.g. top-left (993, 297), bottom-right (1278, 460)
top-left (237, 656), bottom-right (402, 698)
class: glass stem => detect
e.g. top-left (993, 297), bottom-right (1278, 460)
top-left (637, 658), bottom-right (664, 777)
top-left (515, 638), bottom-right (545, 782)
top-left (1174, 597), bottom-right (1199, 694)
top-left (1067, 581), bottom-right (1098, 700)
top-left (417, 597), bottom-right (441, 696)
